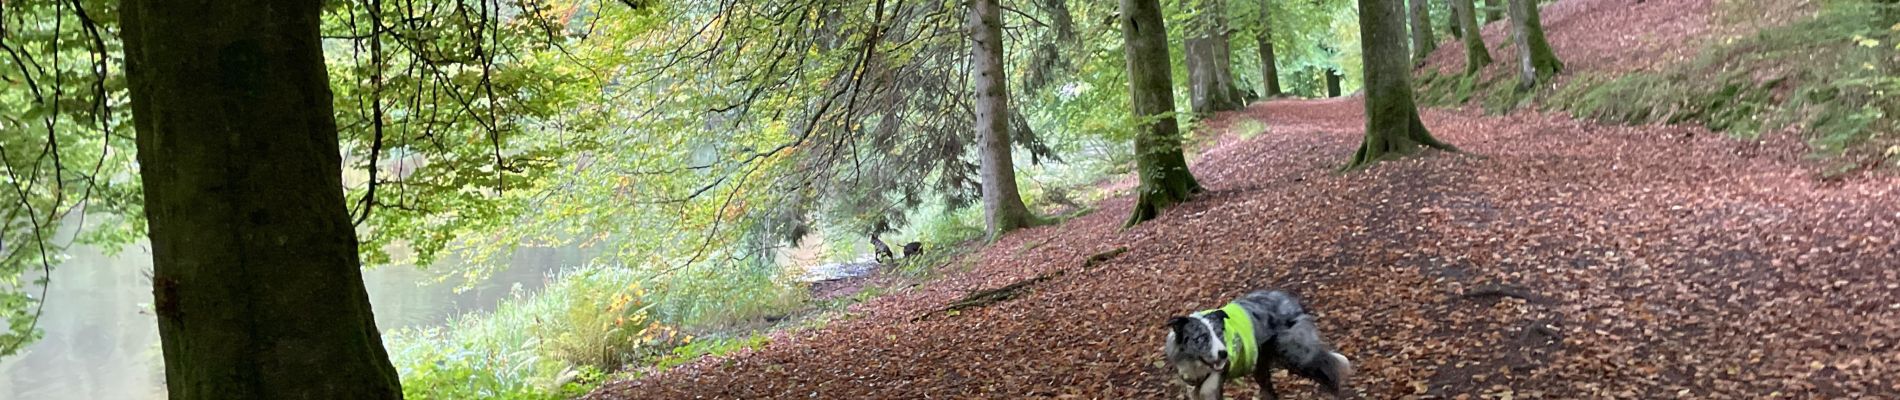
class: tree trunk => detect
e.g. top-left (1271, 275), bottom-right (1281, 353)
top-left (1325, 68), bottom-right (1343, 97)
top-left (1484, 0), bottom-right (1504, 22)
top-left (1120, 0), bottom-right (1203, 227)
top-left (1508, 0), bottom-right (1564, 90)
top-left (120, 0), bottom-right (404, 398)
top-left (1408, 0), bottom-right (1437, 65)
top-left (1184, 0), bottom-right (1244, 116)
top-left (1448, 2), bottom-right (1464, 38)
top-left (1256, 0), bottom-right (1283, 97)
top-left (1213, 29), bottom-right (1247, 105)
top-left (972, 0), bottom-right (1035, 240)
top-left (1348, 0), bottom-right (1459, 170)
top-left (1039, 0), bottom-right (1077, 42)
top-left (1454, 0), bottom-right (1494, 74)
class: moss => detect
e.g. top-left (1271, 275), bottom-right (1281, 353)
top-left (1439, 0), bottom-right (1896, 161)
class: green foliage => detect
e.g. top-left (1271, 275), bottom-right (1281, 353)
top-left (0, 0), bottom-right (142, 355)
top-left (386, 264), bottom-right (685, 399)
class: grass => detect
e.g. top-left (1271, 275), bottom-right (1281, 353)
top-left (386, 261), bottom-right (807, 399)
top-left (639, 334), bottom-right (771, 373)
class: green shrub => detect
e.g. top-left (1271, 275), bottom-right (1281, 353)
top-left (386, 264), bottom-right (681, 399)
top-left (531, 268), bottom-right (680, 371)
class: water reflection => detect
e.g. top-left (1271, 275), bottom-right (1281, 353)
top-left (0, 241), bottom-right (592, 399)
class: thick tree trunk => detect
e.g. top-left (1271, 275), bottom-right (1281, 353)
top-left (1484, 0), bottom-right (1505, 22)
top-left (972, 0), bottom-right (1035, 240)
top-left (1348, 0), bottom-right (1459, 170)
top-left (1256, 0), bottom-right (1283, 97)
top-left (1454, 0), bottom-right (1494, 74)
top-left (1184, 0), bottom-right (1244, 116)
top-left (1508, 0), bottom-right (1564, 90)
top-left (1120, 0), bottom-right (1203, 227)
top-left (1408, 0), bottom-right (1437, 65)
top-left (120, 0), bottom-right (404, 398)
top-left (1325, 68), bottom-right (1343, 97)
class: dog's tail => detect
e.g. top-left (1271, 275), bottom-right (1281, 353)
top-left (1273, 314), bottom-right (1352, 396)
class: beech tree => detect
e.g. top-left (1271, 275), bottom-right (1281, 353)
top-left (1347, 0), bottom-right (1459, 169)
top-left (121, 0), bottom-right (403, 398)
top-left (1121, 0), bottom-right (1203, 226)
top-left (1454, 0), bottom-right (1495, 74)
top-left (1408, 0), bottom-right (1437, 64)
top-left (1184, 0), bottom-right (1246, 116)
top-left (1508, 0), bottom-right (1564, 89)
top-left (1255, 0), bottom-right (1284, 97)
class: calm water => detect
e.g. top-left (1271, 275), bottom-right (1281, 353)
top-left (0, 240), bottom-right (592, 399)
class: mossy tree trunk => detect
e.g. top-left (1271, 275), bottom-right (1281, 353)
top-left (1256, 0), bottom-right (1283, 98)
top-left (120, 0), bottom-right (404, 398)
top-left (972, 0), bottom-right (1036, 240)
top-left (1184, 0), bottom-right (1245, 116)
top-left (1454, 0), bottom-right (1494, 75)
top-left (1508, 0), bottom-right (1564, 90)
top-left (1121, 0), bottom-right (1203, 227)
top-left (1348, 0), bottom-right (1460, 170)
top-left (1408, 0), bottom-right (1437, 65)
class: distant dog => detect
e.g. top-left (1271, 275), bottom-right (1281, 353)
top-left (1163, 290), bottom-right (1351, 399)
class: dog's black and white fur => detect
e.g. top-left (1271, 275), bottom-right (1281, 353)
top-left (1163, 290), bottom-right (1351, 399)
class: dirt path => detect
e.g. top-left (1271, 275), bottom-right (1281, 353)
top-left (587, 96), bottom-right (1897, 398)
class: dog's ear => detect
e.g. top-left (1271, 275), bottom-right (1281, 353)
top-left (1165, 316), bottom-right (1193, 332)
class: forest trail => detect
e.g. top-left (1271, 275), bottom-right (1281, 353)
top-left (587, 98), bottom-right (1900, 399)
top-left (586, 0), bottom-right (1900, 398)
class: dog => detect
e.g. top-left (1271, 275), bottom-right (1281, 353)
top-left (1163, 290), bottom-right (1351, 399)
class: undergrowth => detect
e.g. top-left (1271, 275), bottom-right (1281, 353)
top-left (386, 263), bottom-right (802, 399)
top-left (1421, 0), bottom-right (1899, 168)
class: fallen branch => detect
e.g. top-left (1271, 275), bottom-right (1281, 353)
top-left (1457, 284), bottom-right (1547, 304)
top-left (1080, 247), bottom-right (1128, 269)
top-left (914, 246), bottom-right (1128, 321)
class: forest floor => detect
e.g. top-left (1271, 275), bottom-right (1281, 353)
top-left (587, 0), bottom-right (1899, 398)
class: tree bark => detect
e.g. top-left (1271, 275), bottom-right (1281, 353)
top-left (1408, 0), bottom-right (1437, 65)
top-left (1454, 0), bottom-right (1494, 75)
top-left (1447, 1), bottom-right (1464, 38)
top-left (1325, 68), bottom-right (1343, 97)
top-left (120, 0), bottom-right (404, 398)
top-left (1120, 0), bottom-right (1203, 227)
top-left (1256, 0), bottom-right (1283, 97)
top-left (972, 0), bottom-right (1036, 240)
top-left (1508, 0), bottom-right (1564, 90)
top-left (1184, 0), bottom-right (1244, 116)
top-left (1348, 0), bottom-right (1459, 170)
top-left (1484, 0), bottom-right (1505, 22)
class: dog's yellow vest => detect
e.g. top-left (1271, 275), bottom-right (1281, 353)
top-left (1197, 303), bottom-right (1257, 380)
